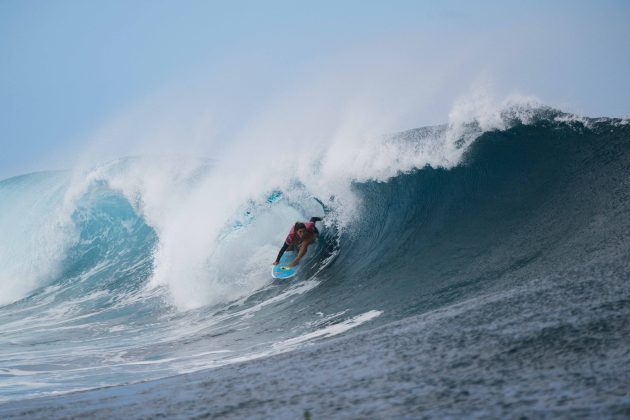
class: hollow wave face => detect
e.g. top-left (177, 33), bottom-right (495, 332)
top-left (0, 103), bottom-right (628, 403)
top-left (320, 116), bottom-right (630, 322)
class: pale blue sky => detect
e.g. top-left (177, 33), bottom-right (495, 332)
top-left (1, 0), bottom-right (629, 180)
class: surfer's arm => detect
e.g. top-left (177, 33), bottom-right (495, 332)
top-left (273, 242), bottom-right (289, 265)
top-left (287, 236), bottom-right (316, 267)
top-left (287, 243), bottom-right (307, 267)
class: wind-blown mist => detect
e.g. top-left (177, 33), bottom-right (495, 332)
top-left (42, 32), bottom-right (547, 312)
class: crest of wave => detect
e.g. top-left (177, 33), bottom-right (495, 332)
top-left (64, 87), bottom-right (545, 311)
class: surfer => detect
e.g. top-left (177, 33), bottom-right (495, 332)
top-left (273, 217), bottom-right (322, 267)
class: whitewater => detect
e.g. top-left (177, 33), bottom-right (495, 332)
top-left (1, 101), bottom-right (629, 418)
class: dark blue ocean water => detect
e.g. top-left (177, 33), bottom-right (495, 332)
top-left (1, 110), bottom-right (629, 417)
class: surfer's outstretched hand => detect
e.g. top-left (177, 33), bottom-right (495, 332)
top-left (272, 261), bottom-right (278, 265)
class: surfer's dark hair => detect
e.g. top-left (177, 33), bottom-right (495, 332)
top-left (294, 222), bottom-right (306, 231)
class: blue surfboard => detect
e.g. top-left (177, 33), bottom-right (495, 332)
top-left (272, 251), bottom-right (300, 279)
